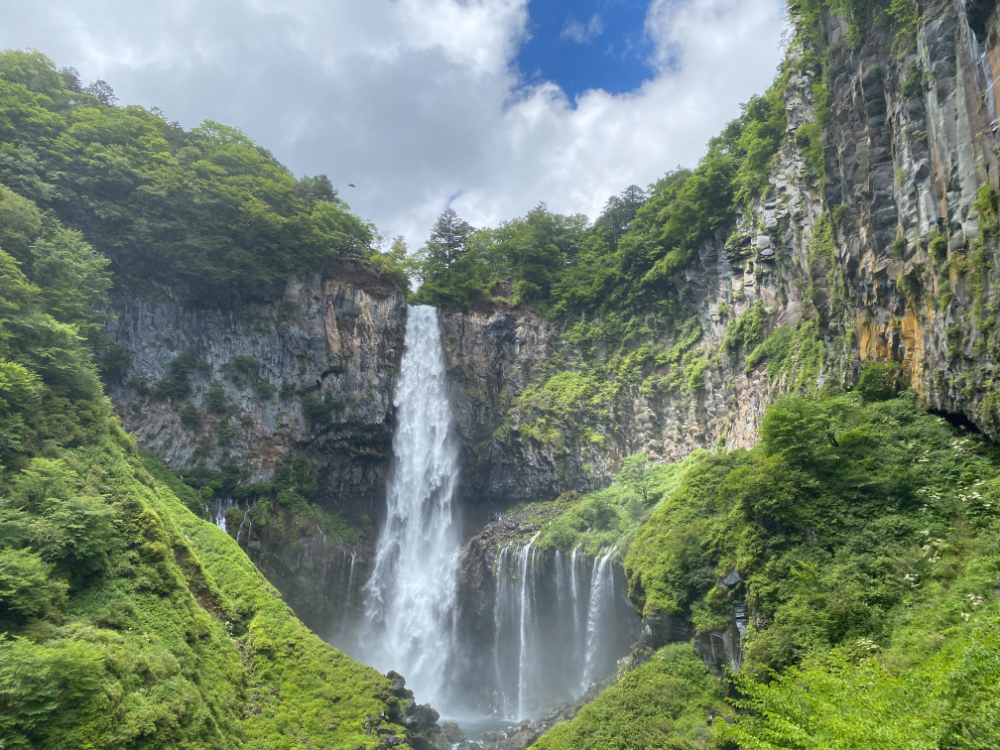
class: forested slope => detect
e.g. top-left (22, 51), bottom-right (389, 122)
top-left (0, 70), bottom-right (423, 749)
top-left (0, 50), bottom-right (411, 301)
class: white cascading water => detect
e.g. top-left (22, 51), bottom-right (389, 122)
top-left (489, 538), bottom-right (635, 721)
top-left (360, 305), bottom-right (460, 706)
top-left (516, 533), bottom-right (540, 721)
top-left (581, 547), bottom-right (617, 692)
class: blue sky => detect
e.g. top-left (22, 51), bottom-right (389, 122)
top-left (516, 0), bottom-right (653, 100)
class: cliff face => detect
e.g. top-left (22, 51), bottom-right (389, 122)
top-left (438, 0), bottom-right (1000, 510)
top-left (104, 261), bottom-right (404, 632)
top-left (107, 260), bottom-right (406, 517)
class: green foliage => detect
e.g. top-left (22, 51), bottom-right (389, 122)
top-left (808, 213), bottom-right (837, 305)
top-left (533, 644), bottom-right (731, 750)
top-left (626, 390), bottom-right (1000, 664)
top-left (153, 348), bottom-right (201, 400)
top-left (29, 227), bottom-right (111, 335)
top-left (179, 401), bottom-right (202, 428)
top-left (0, 548), bottom-right (67, 625)
top-left (0, 635), bottom-right (106, 748)
top-left (0, 50), bottom-right (398, 300)
top-left (299, 389), bottom-right (343, 427)
top-left (794, 122), bottom-right (824, 179)
top-left (902, 62), bottom-right (923, 99)
top-left (518, 452), bottom-right (702, 558)
top-left (205, 380), bottom-right (230, 413)
top-left (930, 230), bottom-right (949, 268)
top-left (723, 300), bottom-right (767, 356)
top-left (727, 618), bottom-right (1000, 749)
top-left (855, 361), bottom-right (903, 402)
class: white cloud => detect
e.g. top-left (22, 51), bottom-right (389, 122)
top-left (0, 0), bottom-right (786, 248)
top-left (561, 14), bottom-right (605, 45)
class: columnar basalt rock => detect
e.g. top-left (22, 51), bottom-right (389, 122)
top-left (105, 261), bottom-right (404, 632)
top-left (436, 0), bottom-right (1000, 514)
top-left (107, 260), bottom-right (406, 517)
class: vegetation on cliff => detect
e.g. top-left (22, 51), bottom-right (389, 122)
top-left (411, 77), bottom-right (786, 317)
top-left (500, 451), bottom-right (702, 558)
top-left (0, 137), bottom-right (417, 749)
top-left (532, 644), bottom-right (732, 750)
top-left (535, 377), bottom-right (1000, 748)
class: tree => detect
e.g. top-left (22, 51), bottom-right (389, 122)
top-left (295, 174), bottom-right (339, 206)
top-left (83, 79), bottom-right (117, 106)
top-left (594, 184), bottom-right (647, 249)
top-left (617, 451), bottom-right (652, 504)
top-left (425, 208), bottom-right (473, 270)
top-left (58, 66), bottom-right (81, 93)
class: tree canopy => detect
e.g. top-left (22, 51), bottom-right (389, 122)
top-left (0, 49), bottom-right (409, 301)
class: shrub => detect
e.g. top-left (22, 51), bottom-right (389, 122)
top-left (855, 362), bottom-right (903, 402)
top-left (179, 401), bottom-right (202, 428)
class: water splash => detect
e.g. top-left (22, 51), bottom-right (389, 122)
top-left (360, 305), bottom-right (460, 706)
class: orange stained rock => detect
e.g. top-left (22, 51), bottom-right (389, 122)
top-left (855, 308), bottom-right (927, 394)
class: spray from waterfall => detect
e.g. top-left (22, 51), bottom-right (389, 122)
top-left (360, 305), bottom-right (461, 707)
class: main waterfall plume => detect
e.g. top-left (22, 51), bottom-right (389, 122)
top-left (360, 305), bottom-right (460, 706)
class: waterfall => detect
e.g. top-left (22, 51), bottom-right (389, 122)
top-left (570, 544), bottom-right (582, 641)
top-left (581, 547), bottom-right (616, 692)
top-left (347, 550), bottom-right (357, 593)
top-left (327, 304), bottom-right (639, 723)
top-left (211, 497), bottom-right (234, 531)
top-left (360, 305), bottom-right (460, 707)
top-left (516, 534), bottom-right (540, 721)
top-left (492, 545), bottom-right (511, 716)
top-left (486, 537), bottom-right (637, 721)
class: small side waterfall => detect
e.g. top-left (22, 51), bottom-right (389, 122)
top-left (581, 547), bottom-right (617, 692)
top-left (359, 305), bottom-right (460, 707)
top-left (488, 539), bottom-right (637, 721)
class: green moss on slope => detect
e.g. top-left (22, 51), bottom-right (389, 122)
top-left (0, 163), bottom-right (412, 750)
top-left (532, 644), bottom-right (731, 750)
top-left (511, 451), bottom-right (703, 558)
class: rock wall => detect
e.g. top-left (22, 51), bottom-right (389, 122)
top-left (437, 0), bottom-right (1000, 512)
top-left (108, 260), bottom-right (406, 517)
top-left (105, 260), bottom-right (404, 633)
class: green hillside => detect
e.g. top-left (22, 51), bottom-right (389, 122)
top-left (0, 126), bottom-right (415, 749)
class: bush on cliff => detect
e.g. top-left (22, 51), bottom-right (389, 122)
top-left (532, 643), bottom-right (732, 750)
top-left (616, 383), bottom-right (1000, 746)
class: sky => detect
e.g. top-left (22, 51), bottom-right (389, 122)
top-left (0, 0), bottom-right (787, 248)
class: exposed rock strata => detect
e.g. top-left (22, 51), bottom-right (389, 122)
top-left (105, 260), bottom-right (404, 631)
